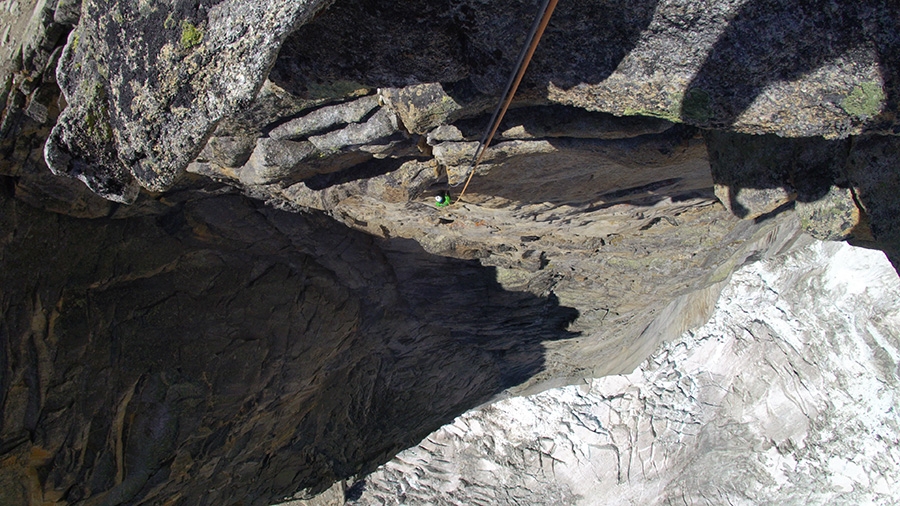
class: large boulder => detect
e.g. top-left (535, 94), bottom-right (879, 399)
top-left (1, 0), bottom-right (900, 504)
top-left (43, 0), bottom-right (333, 202)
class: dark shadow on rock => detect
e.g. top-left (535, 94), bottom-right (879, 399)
top-left (844, 134), bottom-right (900, 271)
top-left (304, 155), bottom-right (424, 191)
top-left (451, 104), bottom-right (675, 142)
top-left (0, 190), bottom-right (578, 505)
top-left (682, 0), bottom-right (900, 130)
top-left (456, 124), bottom-right (715, 210)
top-left (704, 130), bottom-right (850, 218)
top-left (523, 0), bottom-right (661, 91)
top-left (704, 130), bottom-right (900, 274)
top-left (271, 0), bottom-right (660, 100)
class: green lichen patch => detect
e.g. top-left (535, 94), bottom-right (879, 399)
top-left (682, 88), bottom-right (712, 123)
top-left (841, 81), bottom-right (885, 119)
top-left (796, 186), bottom-right (861, 241)
top-left (621, 90), bottom-right (686, 124)
top-left (84, 108), bottom-right (113, 142)
top-left (623, 107), bottom-right (681, 123)
top-left (180, 20), bottom-right (203, 49)
top-left (82, 82), bottom-right (114, 142)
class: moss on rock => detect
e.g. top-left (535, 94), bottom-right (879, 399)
top-left (180, 20), bottom-right (203, 49)
top-left (841, 81), bottom-right (885, 119)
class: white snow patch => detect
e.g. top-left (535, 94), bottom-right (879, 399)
top-left (347, 241), bottom-right (900, 506)
top-left (825, 242), bottom-right (898, 296)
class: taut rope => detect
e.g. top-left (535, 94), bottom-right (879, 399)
top-left (456, 0), bottom-right (559, 203)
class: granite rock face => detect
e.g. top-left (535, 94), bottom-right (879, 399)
top-left (1, 0), bottom-right (900, 505)
top-left (7, 0), bottom-right (897, 201)
top-left (272, 0), bottom-right (900, 138)
top-left (42, 0), bottom-right (333, 202)
top-left (0, 188), bottom-right (581, 505)
top-left (338, 240), bottom-right (900, 506)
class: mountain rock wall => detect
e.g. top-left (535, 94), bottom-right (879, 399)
top-left (1, 0), bottom-right (899, 504)
top-left (0, 186), bottom-right (586, 505)
top-left (333, 240), bottom-right (900, 506)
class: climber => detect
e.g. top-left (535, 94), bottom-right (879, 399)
top-left (434, 193), bottom-right (452, 208)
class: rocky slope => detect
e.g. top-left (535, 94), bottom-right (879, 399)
top-left (1, 0), bottom-right (899, 505)
top-left (318, 240), bottom-right (900, 505)
top-left (0, 185), bottom-right (589, 504)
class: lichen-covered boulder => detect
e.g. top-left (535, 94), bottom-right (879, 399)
top-left (44, 0), bottom-right (333, 202)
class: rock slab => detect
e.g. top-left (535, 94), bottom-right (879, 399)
top-left (43, 0), bottom-right (333, 202)
top-left (339, 241), bottom-right (900, 506)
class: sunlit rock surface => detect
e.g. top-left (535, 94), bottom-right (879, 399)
top-left (2, 0), bottom-right (900, 504)
top-left (313, 241), bottom-right (900, 505)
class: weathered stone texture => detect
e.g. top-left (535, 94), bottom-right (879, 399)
top-left (275, 0), bottom-right (900, 138)
top-left (340, 241), bottom-right (900, 506)
top-left (1, 0), bottom-right (900, 505)
top-left (0, 189), bottom-right (579, 505)
top-left (11, 0), bottom-right (896, 202)
top-left (43, 0), bottom-right (334, 202)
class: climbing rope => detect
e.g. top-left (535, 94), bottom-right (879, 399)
top-left (455, 0), bottom-right (559, 204)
